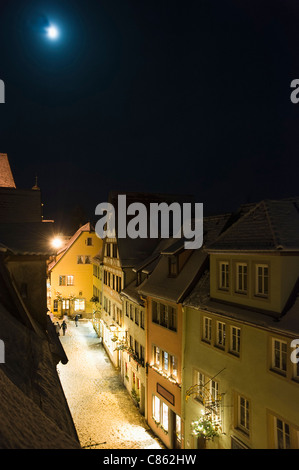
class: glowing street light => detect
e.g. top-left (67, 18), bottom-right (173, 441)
top-left (51, 237), bottom-right (63, 249)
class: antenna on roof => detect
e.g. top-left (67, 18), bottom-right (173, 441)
top-left (32, 175), bottom-right (40, 190)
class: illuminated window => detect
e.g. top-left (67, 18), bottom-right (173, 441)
top-left (62, 299), bottom-right (69, 310)
top-left (140, 310), bottom-right (145, 329)
top-left (161, 402), bottom-right (169, 431)
top-left (153, 345), bottom-right (160, 367)
top-left (219, 262), bottom-right (229, 290)
top-left (74, 299), bottom-right (85, 312)
top-left (162, 351), bottom-right (169, 372)
top-left (67, 275), bottom-right (74, 286)
top-left (176, 415), bottom-right (182, 442)
top-left (53, 299), bottom-right (58, 312)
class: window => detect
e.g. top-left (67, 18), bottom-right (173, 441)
top-left (85, 255), bottom-right (91, 264)
top-left (93, 286), bottom-right (99, 298)
top-left (86, 237), bottom-right (93, 246)
top-left (140, 310), bottom-right (145, 329)
top-left (152, 301), bottom-right (158, 323)
top-left (194, 371), bottom-right (205, 402)
top-left (77, 255), bottom-right (84, 264)
top-left (153, 345), bottom-right (160, 367)
top-left (93, 264), bottom-right (100, 278)
top-left (130, 304), bottom-right (133, 321)
top-left (216, 321), bottom-right (226, 348)
top-left (112, 244), bottom-right (118, 258)
top-left (176, 415), bottom-right (182, 442)
top-left (140, 345), bottom-right (145, 364)
top-left (219, 262), bottom-right (229, 290)
top-left (125, 301), bottom-right (129, 317)
top-left (160, 303), bottom-right (168, 327)
top-left (168, 306), bottom-right (177, 331)
top-left (230, 326), bottom-right (241, 355)
top-left (153, 396), bottom-right (161, 422)
top-left (171, 355), bottom-right (178, 377)
top-left (272, 339), bottom-right (287, 374)
top-left (152, 396), bottom-right (169, 431)
top-left (255, 264), bottom-right (269, 296)
top-left (59, 275), bottom-right (66, 286)
top-left (169, 256), bottom-right (178, 277)
top-left (161, 402), bottom-right (169, 431)
top-left (236, 263), bottom-right (247, 293)
top-left (62, 299), bottom-right (69, 310)
top-left (106, 243), bottom-right (111, 257)
top-left (151, 301), bottom-right (177, 332)
top-left (74, 299), bottom-right (85, 312)
top-left (275, 418), bottom-right (290, 449)
top-left (67, 275), bottom-right (74, 286)
top-left (134, 340), bottom-right (139, 358)
top-left (135, 308), bottom-right (139, 326)
top-left (238, 395), bottom-right (250, 434)
top-left (53, 299), bottom-right (58, 312)
top-left (203, 317), bottom-right (212, 342)
top-left (162, 351), bottom-right (169, 372)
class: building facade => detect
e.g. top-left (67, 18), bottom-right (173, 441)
top-left (48, 223), bottom-right (102, 318)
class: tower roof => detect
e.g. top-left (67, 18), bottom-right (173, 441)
top-left (0, 153), bottom-right (16, 188)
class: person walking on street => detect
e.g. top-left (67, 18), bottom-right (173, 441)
top-left (55, 322), bottom-right (61, 336)
top-left (61, 320), bottom-right (67, 336)
top-left (75, 314), bottom-right (79, 327)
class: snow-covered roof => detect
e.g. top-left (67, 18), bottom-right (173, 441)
top-left (48, 222), bottom-right (93, 271)
top-left (138, 214), bottom-right (230, 304)
top-left (208, 198), bottom-right (299, 252)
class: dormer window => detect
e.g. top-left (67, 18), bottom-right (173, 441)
top-left (236, 263), bottom-right (247, 294)
top-left (255, 264), bottom-right (269, 297)
top-left (168, 256), bottom-right (178, 277)
top-left (219, 261), bottom-right (229, 290)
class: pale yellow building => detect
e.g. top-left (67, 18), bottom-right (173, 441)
top-left (48, 222), bottom-right (102, 318)
top-left (182, 199), bottom-right (299, 449)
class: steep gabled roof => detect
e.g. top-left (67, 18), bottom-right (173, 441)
top-left (48, 222), bottom-right (94, 271)
top-left (0, 154), bottom-right (16, 188)
top-left (138, 214), bottom-right (231, 304)
top-left (207, 198), bottom-right (299, 252)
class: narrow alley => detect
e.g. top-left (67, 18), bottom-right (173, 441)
top-left (57, 318), bottom-right (163, 450)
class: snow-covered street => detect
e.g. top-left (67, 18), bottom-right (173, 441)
top-left (57, 319), bottom-right (163, 449)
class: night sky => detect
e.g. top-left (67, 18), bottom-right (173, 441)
top-left (0, 0), bottom-right (299, 233)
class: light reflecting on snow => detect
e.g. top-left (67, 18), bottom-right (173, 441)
top-left (57, 318), bottom-right (163, 449)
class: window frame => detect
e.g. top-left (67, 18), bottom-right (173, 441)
top-left (255, 263), bottom-right (269, 297)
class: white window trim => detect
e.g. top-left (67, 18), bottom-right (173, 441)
top-left (219, 261), bottom-right (229, 290)
top-left (255, 263), bottom-right (269, 297)
top-left (236, 262), bottom-right (248, 294)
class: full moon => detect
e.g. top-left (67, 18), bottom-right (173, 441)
top-left (46, 25), bottom-right (59, 40)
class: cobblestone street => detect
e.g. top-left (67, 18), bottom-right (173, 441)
top-left (57, 319), bottom-right (162, 449)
